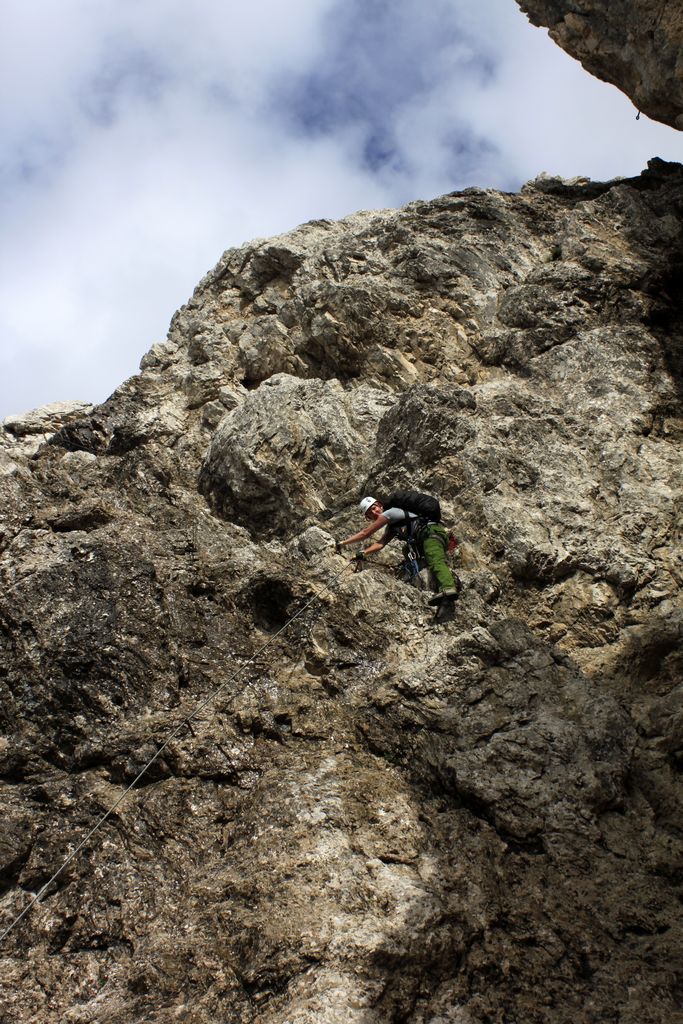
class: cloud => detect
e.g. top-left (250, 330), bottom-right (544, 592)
top-left (272, 0), bottom-right (682, 197)
top-left (1, 0), bottom-right (681, 417)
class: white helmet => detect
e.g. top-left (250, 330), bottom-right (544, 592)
top-left (359, 496), bottom-right (377, 514)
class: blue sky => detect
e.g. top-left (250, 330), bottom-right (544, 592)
top-left (1, 0), bottom-right (681, 418)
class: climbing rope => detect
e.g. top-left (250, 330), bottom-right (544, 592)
top-left (0, 559), bottom-right (353, 946)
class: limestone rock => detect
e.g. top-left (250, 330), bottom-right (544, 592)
top-left (1, 161), bottom-right (682, 1022)
top-left (199, 375), bottom-right (393, 537)
top-left (518, 0), bottom-right (683, 129)
top-left (1, 400), bottom-right (94, 458)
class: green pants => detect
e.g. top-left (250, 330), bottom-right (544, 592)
top-left (419, 525), bottom-right (456, 591)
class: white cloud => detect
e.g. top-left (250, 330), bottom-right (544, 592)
top-left (1, 0), bottom-right (681, 417)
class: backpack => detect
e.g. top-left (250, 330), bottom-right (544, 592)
top-left (382, 489), bottom-right (441, 524)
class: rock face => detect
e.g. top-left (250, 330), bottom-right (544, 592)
top-left (1, 160), bottom-right (682, 1023)
top-left (518, 0), bottom-right (683, 129)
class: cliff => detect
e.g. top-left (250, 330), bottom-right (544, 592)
top-left (1, 161), bottom-right (682, 1022)
top-left (518, 0), bottom-right (683, 129)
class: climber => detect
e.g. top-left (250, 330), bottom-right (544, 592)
top-left (338, 494), bottom-right (460, 605)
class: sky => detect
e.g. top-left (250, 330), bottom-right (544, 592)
top-left (1, 0), bottom-right (681, 419)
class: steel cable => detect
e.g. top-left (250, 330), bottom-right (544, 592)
top-left (0, 559), bottom-right (353, 946)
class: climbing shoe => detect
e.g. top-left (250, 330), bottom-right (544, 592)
top-left (428, 587), bottom-right (459, 606)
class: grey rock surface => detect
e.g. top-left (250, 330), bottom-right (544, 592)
top-left (0, 160), bottom-right (682, 1022)
top-left (1, 401), bottom-right (94, 460)
top-left (518, 0), bottom-right (683, 129)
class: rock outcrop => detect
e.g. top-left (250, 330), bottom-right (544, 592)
top-left (518, 0), bottom-right (683, 129)
top-left (1, 160), bottom-right (682, 1023)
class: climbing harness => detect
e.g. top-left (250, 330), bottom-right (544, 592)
top-left (0, 559), bottom-right (353, 946)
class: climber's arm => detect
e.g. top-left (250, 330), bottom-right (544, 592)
top-left (338, 515), bottom-right (389, 547)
